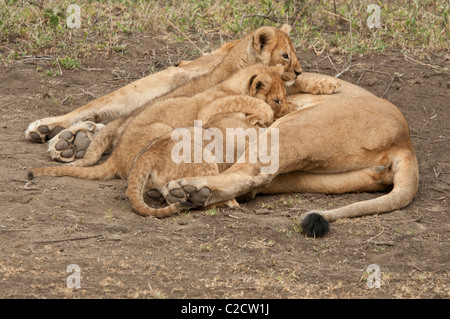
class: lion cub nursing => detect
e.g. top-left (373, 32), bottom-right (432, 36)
top-left (126, 112), bottom-right (264, 217)
top-left (28, 64), bottom-right (292, 187)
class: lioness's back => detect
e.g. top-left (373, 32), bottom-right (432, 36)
top-left (287, 72), bottom-right (375, 108)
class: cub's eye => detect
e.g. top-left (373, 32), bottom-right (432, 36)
top-left (282, 53), bottom-right (289, 60)
top-left (273, 99), bottom-right (280, 105)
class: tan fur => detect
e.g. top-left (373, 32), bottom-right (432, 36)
top-left (162, 73), bottom-right (419, 236)
top-left (28, 65), bottom-right (289, 182)
top-left (126, 113), bottom-right (256, 217)
top-left (25, 25), bottom-right (301, 146)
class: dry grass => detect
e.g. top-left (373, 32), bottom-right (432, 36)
top-left (1, 0), bottom-right (448, 67)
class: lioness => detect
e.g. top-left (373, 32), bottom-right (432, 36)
top-left (28, 64), bottom-right (291, 182)
top-left (25, 24), bottom-right (302, 163)
top-left (160, 72), bottom-right (419, 237)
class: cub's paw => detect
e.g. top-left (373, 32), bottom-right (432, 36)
top-left (48, 121), bottom-right (104, 163)
top-left (246, 110), bottom-right (273, 127)
top-left (25, 119), bottom-right (67, 143)
top-left (310, 79), bottom-right (342, 95)
top-left (162, 179), bottom-right (212, 207)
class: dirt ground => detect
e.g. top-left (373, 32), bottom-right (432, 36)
top-left (0, 34), bottom-right (449, 299)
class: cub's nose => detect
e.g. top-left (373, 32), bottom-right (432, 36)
top-left (294, 70), bottom-right (302, 77)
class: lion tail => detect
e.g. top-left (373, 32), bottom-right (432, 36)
top-left (301, 149), bottom-right (419, 237)
top-left (126, 151), bottom-right (195, 218)
top-left (28, 159), bottom-right (117, 181)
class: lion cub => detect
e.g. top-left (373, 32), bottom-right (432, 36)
top-left (28, 64), bottom-right (291, 183)
top-left (126, 113), bottom-right (268, 217)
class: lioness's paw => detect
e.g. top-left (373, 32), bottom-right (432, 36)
top-left (25, 120), bottom-right (66, 143)
top-left (163, 179), bottom-right (212, 207)
top-left (311, 79), bottom-right (342, 95)
top-left (48, 121), bottom-right (104, 163)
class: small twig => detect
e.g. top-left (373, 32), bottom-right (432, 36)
top-left (335, 63), bottom-right (352, 78)
top-left (437, 177), bottom-right (450, 185)
top-left (0, 101), bottom-right (17, 109)
top-left (380, 72), bottom-right (403, 98)
top-left (55, 57), bottom-right (63, 76)
top-left (326, 54), bottom-right (339, 74)
top-left (431, 139), bottom-right (449, 143)
top-left (79, 67), bottom-right (105, 72)
top-left (380, 77), bottom-right (395, 98)
top-left (0, 229), bottom-right (30, 233)
top-left (12, 178), bottom-right (39, 190)
top-left (165, 44), bottom-right (173, 65)
top-left (433, 167), bottom-right (440, 178)
top-left (356, 69), bottom-right (367, 84)
top-left (12, 178), bottom-right (31, 183)
top-left (323, 10), bottom-right (351, 22)
top-left (335, 12), bottom-right (353, 78)
top-left (224, 213), bottom-right (240, 219)
top-left (403, 52), bottom-right (449, 72)
top-left (240, 14), bottom-right (279, 28)
top-left (33, 234), bottom-right (104, 245)
top-left (17, 56), bottom-right (54, 63)
top-left (430, 187), bottom-right (446, 194)
top-left (24, 181), bottom-right (39, 191)
top-left (363, 229), bottom-right (384, 244)
top-left (290, 0), bottom-right (312, 29)
top-left (167, 20), bottom-right (205, 55)
top-left (79, 88), bottom-right (97, 99)
top-left (370, 241), bottom-right (395, 246)
top-left (351, 68), bottom-right (390, 76)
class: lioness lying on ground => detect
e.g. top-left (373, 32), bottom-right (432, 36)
top-left (28, 64), bottom-right (292, 181)
top-left (25, 24), bottom-right (302, 163)
top-left (25, 24), bottom-right (417, 237)
top-left (159, 72), bottom-right (419, 237)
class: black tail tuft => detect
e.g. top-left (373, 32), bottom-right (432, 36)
top-left (27, 171), bottom-right (34, 180)
top-left (301, 212), bottom-right (329, 238)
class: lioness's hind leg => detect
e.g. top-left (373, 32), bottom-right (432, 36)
top-left (48, 121), bottom-right (104, 163)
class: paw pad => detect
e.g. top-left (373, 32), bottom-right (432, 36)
top-left (48, 122), bottom-right (103, 163)
top-left (188, 187), bottom-right (211, 206)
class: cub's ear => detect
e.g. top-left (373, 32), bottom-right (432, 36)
top-left (280, 24), bottom-right (292, 35)
top-left (272, 64), bottom-right (285, 76)
top-left (252, 26), bottom-right (275, 54)
top-left (249, 73), bottom-right (273, 96)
